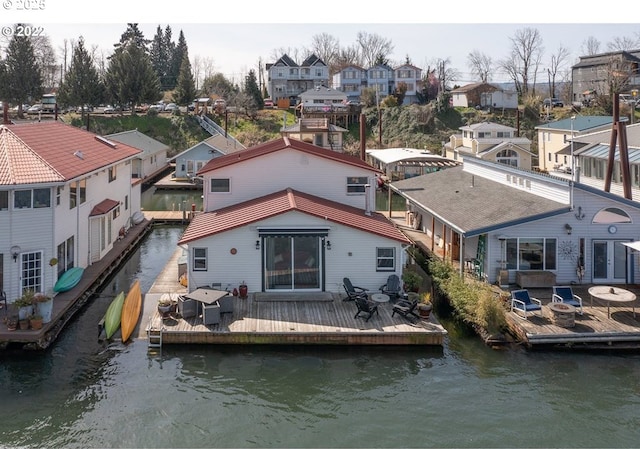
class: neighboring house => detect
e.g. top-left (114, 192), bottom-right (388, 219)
top-left (480, 87), bottom-right (518, 110)
top-left (366, 147), bottom-right (461, 181)
top-left (177, 137), bottom-right (411, 294)
top-left (451, 82), bottom-right (499, 108)
top-left (393, 63), bottom-right (422, 104)
top-left (298, 86), bottom-right (348, 113)
top-left (571, 49), bottom-right (640, 104)
top-left (0, 122), bottom-right (142, 301)
top-left (170, 134), bottom-right (246, 180)
top-left (444, 122), bottom-right (534, 170)
top-left (390, 156), bottom-right (640, 286)
top-left (367, 64), bottom-right (394, 100)
top-left (536, 116), bottom-right (614, 173)
top-left (266, 54), bottom-right (329, 106)
top-left (280, 118), bottom-right (347, 152)
top-left (332, 65), bottom-right (366, 103)
top-left (105, 130), bottom-right (169, 181)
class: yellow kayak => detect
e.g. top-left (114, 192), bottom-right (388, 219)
top-left (120, 280), bottom-right (142, 343)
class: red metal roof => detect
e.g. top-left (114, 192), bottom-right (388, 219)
top-left (197, 137), bottom-right (379, 175)
top-left (178, 188), bottom-right (410, 245)
top-left (0, 122), bottom-right (141, 184)
top-left (89, 198), bottom-right (120, 216)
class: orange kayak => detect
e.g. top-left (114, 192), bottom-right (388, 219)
top-left (120, 279), bottom-right (142, 343)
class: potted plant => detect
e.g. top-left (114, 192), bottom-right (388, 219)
top-left (6, 318), bottom-right (17, 331)
top-left (402, 271), bottom-right (423, 293)
top-left (417, 291), bottom-right (433, 319)
top-left (29, 314), bottom-right (43, 330)
top-left (14, 290), bottom-right (35, 321)
top-left (238, 281), bottom-right (248, 299)
top-left (34, 292), bottom-right (53, 323)
top-left (18, 319), bottom-right (29, 330)
top-left (157, 297), bottom-right (173, 317)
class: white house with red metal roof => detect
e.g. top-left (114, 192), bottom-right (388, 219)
top-left (178, 137), bottom-right (411, 294)
top-left (0, 121), bottom-right (142, 301)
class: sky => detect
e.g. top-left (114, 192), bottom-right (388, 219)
top-left (2, 1), bottom-right (639, 85)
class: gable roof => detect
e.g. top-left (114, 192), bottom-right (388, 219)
top-left (460, 122), bottom-right (517, 133)
top-left (197, 137), bottom-right (378, 175)
top-left (271, 54), bottom-right (298, 67)
top-left (1, 122), bottom-right (141, 185)
top-left (301, 54), bottom-right (326, 67)
top-left (105, 130), bottom-right (169, 157)
top-left (178, 188), bottom-right (410, 245)
top-left (451, 82), bottom-right (499, 93)
top-left (390, 166), bottom-right (568, 236)
top-left (535, 116), bottom-right (614, 132)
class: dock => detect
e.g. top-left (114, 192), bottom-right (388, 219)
top-left (143, 248), bottom-right (448, 347)
top-left (0, 219), bottom-right (154, 350)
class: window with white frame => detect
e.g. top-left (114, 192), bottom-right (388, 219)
top-left (14, 188), bottom-right (50, 209)
top-left (347, 176), bottom-right (368, 194)
top-left (108, 166), bottom-right (116, 182)
top-left (193, 248), bottom-right (207, 271)
top-left (21, 251), bottom-right (43, 293)
top-left (505, 237), bottom-right (556, 271)
top-left (56, 186), bottom-right (62, 206)
top-left (210, 178), bottom-right (230, 193)
top-left (376, 247), bottom-right (396, 271)
top-left (496, 149), bottom-right (519, 167)
top-left (497, 131), bottom-right (511, 138)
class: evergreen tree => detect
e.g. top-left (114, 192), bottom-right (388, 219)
top-left (105, 41), bottom-right (161, 114)
top-left (167, 30), bottom-right (188, 91)
top-left (113, 23), bottom-right (148, 55)
top-left (161, 25), bottom-right (175, 90)
top-left (149, 26), bottom-right (167, 84)
top-left (4, 27), bottom-right (42, 117)
top-left (57, 37), bottom-right (103, 118)
top-left (172, 54), bottom-right (197, 106)
top-left (244, 69), bottom-right (263, 109)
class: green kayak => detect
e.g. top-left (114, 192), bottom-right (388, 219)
top-left (104, 292), bottom-right (125, 340)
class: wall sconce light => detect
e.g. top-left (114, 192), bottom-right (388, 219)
top-left (326, 240), bottom-right (332, 250)
top-left (564, 223), bottom-right (572, 235)
top-left (10, 245), bottom-right (21, 262)
top-left (255, 240), bottom-right (260, 250)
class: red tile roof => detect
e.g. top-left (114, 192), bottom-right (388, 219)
top-left (178, 188), bottom-right (410, 245)
top-left (89, 198), bottom-right (120, 216)
top-left (0, 122), bottom-right (141, 185)
top-left (197, 137), bottom-right (379, 175)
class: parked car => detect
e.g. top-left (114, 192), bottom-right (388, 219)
top-left (103, 105), bottom-right (115, 114)
top-left (148, 104), bottom-right (163, 112)
top-left (164, 103), bottom-right (178, 113)
top-left (187, 102), bottom-right (196, 111)
top-left (543, 98), bottom-right (564, 108)
top-left (27, 104), bottom-right (43, 114)
top-left (263, 98), bottom-right (274, 109)
top-left (76, 105), bottom-right (94, 113)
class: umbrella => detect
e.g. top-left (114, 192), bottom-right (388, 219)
top-left (621, 241), bottom-right (640, 251)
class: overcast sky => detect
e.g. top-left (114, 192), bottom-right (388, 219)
top-left (2, 1), bottom-right (639, 85)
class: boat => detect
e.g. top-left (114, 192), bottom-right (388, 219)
top-left (132, 211), bottom-right (144, 225)
top-left (104, 292), bottom-right (125, 340)
top-left (120, 280), bottom-right (142, 343)
top-left (53, 267), bottom-right (85, 293)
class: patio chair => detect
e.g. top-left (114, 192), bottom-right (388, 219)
top-left (510, 289), bottom-right (542, 320)
top-left (379, 274), bottom-right (402, 301)
top-left (392, 298), bottom-right (420, 321)
top-left (354, 295), bottom-right (379, 322)
top-left (552, 286), bottom-right (583, 315)
top-left (343, 277), bottom-right (369, 302)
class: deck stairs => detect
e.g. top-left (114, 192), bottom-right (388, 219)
top-left (147, 317), bottom-right (164, 351)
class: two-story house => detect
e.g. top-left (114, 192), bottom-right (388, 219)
top-left (451, 82), bottom-right (518, 109)
top-left (331, 65), bottom-right (366, 103)
top-left (105, 130), bottom-right (169, 182)
top-left (0, 122), bottom-right (142, 301)
top-left (177, 137), bottom-right (411, 295)
top-left (366, 64), bottom-right (394, 102)
top-left (280, 118), bottom-right (347, 152)
top-left (536, 116), bottom-right (614, 173)
top-left (444, 122), bottom-right (534, 170)
top-left (393, 64), bottom-right (422, 105)
top-left (572, 49), bottom-right (640, 104)
top-left (170, 134), bottom-right (246, 180)
top-left (266, 54), bottom-right (329, 107)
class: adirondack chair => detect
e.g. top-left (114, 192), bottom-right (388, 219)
top-left (343, 277), bottom-right (369, 302)
top-left (552, 286), bottom-right (583, 315)
top-left (510, 289), bottom-right (542, 320)
top-left (379, 274), bottom-right (402, 300)
top-left (392, 298), bottom-right (420, 321)
top-left (354, 295), bottom-right (379, 322)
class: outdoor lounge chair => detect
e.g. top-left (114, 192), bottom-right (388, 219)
top-left (354, 295), bottom-right (379, 322)
top-left (552, 286), bottom-right (583, 315)
top-left (510, 289), bottom-right (542, 320)
top-left (343, 277), bottom-right (369, 302)
top-left (379, 274), bottom-right (402, 300)
top-left (392, 298), bottom-right (420, 321)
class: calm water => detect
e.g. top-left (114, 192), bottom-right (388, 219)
top-left (1, 226), bottom-right (640, 449)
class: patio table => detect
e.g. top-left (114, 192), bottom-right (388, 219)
top-left (588, 286), bottom-right (636, 319)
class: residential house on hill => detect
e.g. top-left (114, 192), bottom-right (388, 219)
top-left (280, 118), bottom-right (347, 152)
top-left (572, 49), bottom-right (640, 104)
top-left (266, 54), bottom-right (329, 106)
top-left (390, 156), bottom-right (640, 286)
top-left (535, 116), bottom-right (614, 173)
top-left (367, 64), bottom-right (394, 100)
top-left (105, 130), bottom-right (169, 182)
top-left (177, 137), bottom-right (411, 294)
top-left (451, 82), bottom-right (518, 109)
top-left (331, 65), bottom-right (366, 103)
top-left (393, 63), bottom-right (422, 104)
top-left (444, 121), bottom-right (534, 170)
top-left (0, 121), bottom-right (142, 301)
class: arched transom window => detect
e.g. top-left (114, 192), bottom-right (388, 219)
top-left (496, 149), bottom-right (519, 167)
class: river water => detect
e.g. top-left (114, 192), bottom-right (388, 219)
top-left (2, 226), bottom-right (640, 449)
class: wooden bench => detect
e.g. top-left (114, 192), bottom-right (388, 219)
top-left (516, 270), bottom-right (556, 288)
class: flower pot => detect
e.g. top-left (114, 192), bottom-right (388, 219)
top-left (418, 303), bottom-right (432, 319)
top-left (37, 299), bottom-right (54, 323)
top-left (239, 284), bottom-right (248, 299)
top-left (6, 319), bottom-right (17, 331)
top-left (18, 319), bottom-right (29, 330)
top-left (18, 306), bottom-right (32, 321)
top-left (30, 317), bottom-right (43, 330)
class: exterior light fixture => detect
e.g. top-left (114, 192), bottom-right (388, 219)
top-left (564, 224), bottom-right (572, 235)
top-left (326, 240), bottom-right (332, 250)
top-left (255, 240), bottom-right (260, 250)
top-left (10, 245), bottom-right (21, 262)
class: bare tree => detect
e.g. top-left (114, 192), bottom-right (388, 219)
top-left (581, 36), bottom-right (601, 56)
top-left (192, 55), bottom-right (201, 91)
top-left (607, 35), bottom-right (640, 51)
top-left (309, 33), bottom-right (340, 74)
top-left (467, 50), bottom-right (492, 83)
top-left (355, 31), bottom-right (394, 69)
top-left (500, 27), bottom-right (544, 98)
top-left (333, 44), bottom-right (362, 70)
top-left (548, 45), bottom-right (570, 98)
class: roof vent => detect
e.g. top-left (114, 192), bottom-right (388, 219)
top-left (73, 150), bottom-right (84, 160)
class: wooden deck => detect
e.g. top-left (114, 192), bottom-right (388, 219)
top-left (143, 248), bottom-right (448, 347)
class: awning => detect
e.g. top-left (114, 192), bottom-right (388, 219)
top-left (89, 198), bottom-right (119, 216)
top-left (622, 241), bottom-right (640, 251)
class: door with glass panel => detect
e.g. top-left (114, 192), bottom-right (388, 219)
top-left (264, 235), bottom-right (321, 291)
top-left (592, 240), bottom-right (627, 283)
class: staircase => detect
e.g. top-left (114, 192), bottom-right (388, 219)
top-left (195, 115), bottom-right (244, 149)
top-left (146, 317), bottom-right (163, 350)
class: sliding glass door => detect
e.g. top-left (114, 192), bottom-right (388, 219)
top-left (264, 235), bottom-right (321, 291)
